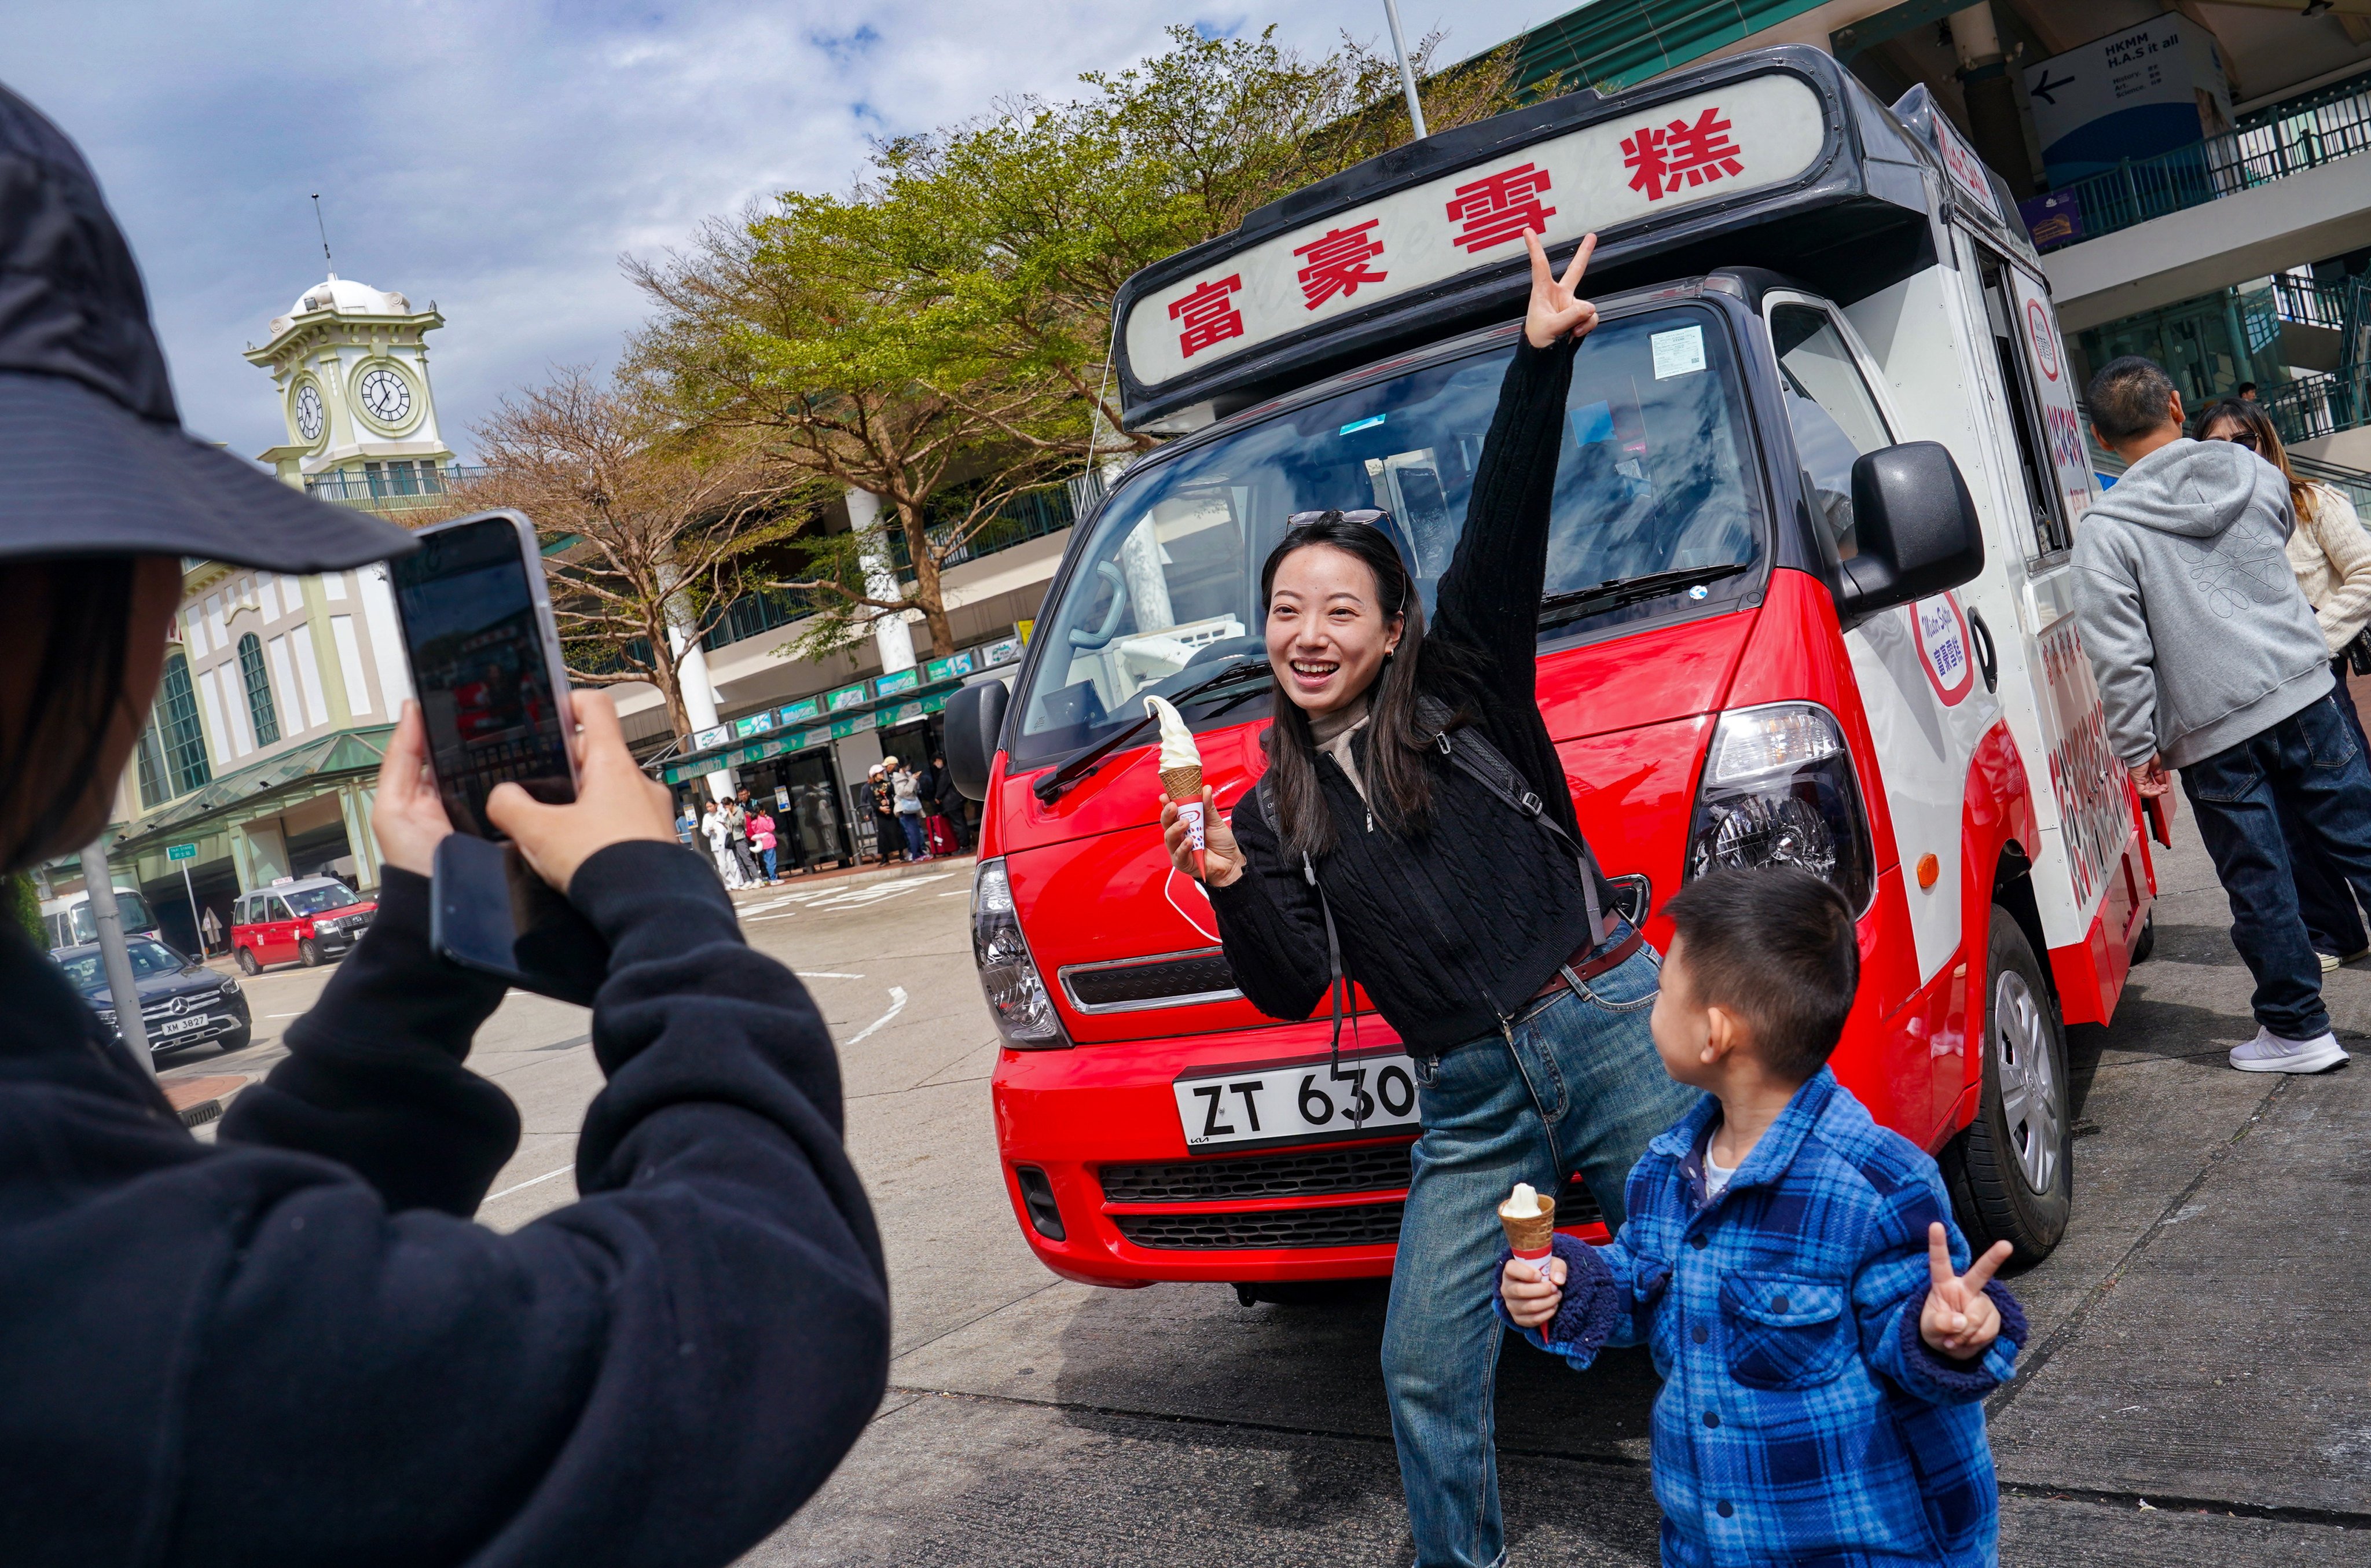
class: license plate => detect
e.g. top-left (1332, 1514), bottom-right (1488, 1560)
top-left (151, 1013), bottom-right (209, 1037)
top-left (1174, 1051), bottom-right (1422, 1153)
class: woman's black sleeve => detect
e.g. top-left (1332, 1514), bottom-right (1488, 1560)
top-left (1429, 336), bottom-right (1580, 696)
top-left (217, 865), bottom-right (519, 1214)
top-left (176, 841), bottom-right (889, 1566)
top-left (1204, 788), bottom-right (1333, 1023)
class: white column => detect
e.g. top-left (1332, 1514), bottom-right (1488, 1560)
top-left (847, 487), bottom-right (916, 674)
top-left (660, 559), bottom-right (735, 802)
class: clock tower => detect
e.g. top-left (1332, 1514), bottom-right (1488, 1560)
top-left (244, 274), bottom-right (455, 497)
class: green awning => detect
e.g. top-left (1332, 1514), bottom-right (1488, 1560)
top-left (1514, 1), bottom-right (1836, 94)
top-left (112, 725), bottom-right (392, 850)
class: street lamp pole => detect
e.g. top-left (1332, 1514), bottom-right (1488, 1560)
top-left (79, 842), bottom-right (154, 1075)
top-left (1381, 0), bottom-right (1429, 142)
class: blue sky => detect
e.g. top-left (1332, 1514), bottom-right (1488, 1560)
top-left (2, 2), bottom-right (1559, 464)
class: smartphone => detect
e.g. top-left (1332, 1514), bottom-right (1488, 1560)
top-left (389, 509), bottom-right (578, 837)
top-left (392, 510), bottom-right (607, 1001)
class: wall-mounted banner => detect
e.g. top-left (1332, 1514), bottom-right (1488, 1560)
top-left (825, 682), bottom-right (869, 713)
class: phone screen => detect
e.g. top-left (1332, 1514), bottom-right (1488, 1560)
top-left (391, 515), bottom-right (574, 836)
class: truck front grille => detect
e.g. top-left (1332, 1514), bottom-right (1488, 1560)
top-left (1059, 949), bottom-right (1240, 1012)
top-left (1113, 1202), bottom-right (1407, 1250)
top-left (1099, 1143), bottom-right (1414, 1203)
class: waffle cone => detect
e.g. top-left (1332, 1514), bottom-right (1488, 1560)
top-left (1498, 1195), bottom-right (1557, 1256)
top-left (1159, 764), bottom-right (1204, 800)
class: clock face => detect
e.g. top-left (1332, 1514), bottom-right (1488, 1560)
top-left (357, 366), bottom-right (413, 426)
top-left (294, 383), bottom-right (324, 442)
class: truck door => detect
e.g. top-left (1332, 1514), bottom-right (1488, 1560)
top-left (1970, 243), bottom-right (2137, 998)
top-left (1767, 295), bottom-right (1994, 1140)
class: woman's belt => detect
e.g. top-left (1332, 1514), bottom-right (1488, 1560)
top-left (1530, 926), bottom-right (1646, 1001)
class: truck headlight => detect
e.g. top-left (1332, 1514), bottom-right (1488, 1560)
top-left (971, 858), bottom-right (1070, 1049)
top-left (1685, 703), bottom-right (1874, 912)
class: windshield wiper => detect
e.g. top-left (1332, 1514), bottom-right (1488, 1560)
top-left (1033, 658), bottom-right (1274, 805)
top-left (1536, 562), bottom-right (1752, 633)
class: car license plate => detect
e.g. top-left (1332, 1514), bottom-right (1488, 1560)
top-left (151, 1013), bottom-right (208, 1037)
top-left (1174, 1051), bottom-right (1422, 1152)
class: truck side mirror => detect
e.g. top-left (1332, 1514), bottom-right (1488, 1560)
top-left (1836, 441), bottom-right (1985, 623)
top-left (945, 678), bottom-right (1010, 802)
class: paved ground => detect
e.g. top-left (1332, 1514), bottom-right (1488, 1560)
top-left (154, 823), bottom-right (2371, 1564)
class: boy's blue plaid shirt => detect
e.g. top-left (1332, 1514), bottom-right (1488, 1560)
top-left (1498, 1068), bottom-right (2026, 1567)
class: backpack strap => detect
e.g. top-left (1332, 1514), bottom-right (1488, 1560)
top-left (1419, 708), bottom-right (1612, 947)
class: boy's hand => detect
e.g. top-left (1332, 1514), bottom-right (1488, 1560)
top-left (1500, 1254), bottom-right (1568, 1330)
top-left (1920, 1222), bottom-right (2012, 1360)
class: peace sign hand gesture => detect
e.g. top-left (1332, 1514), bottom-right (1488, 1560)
top-left (1523, 229), bottom-right (1599, 349)
top-left (1919, 1222), bottom-right (2014, 1360)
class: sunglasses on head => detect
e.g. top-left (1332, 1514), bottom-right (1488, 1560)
top-left (1286, 508), bottom-right (1389, 527)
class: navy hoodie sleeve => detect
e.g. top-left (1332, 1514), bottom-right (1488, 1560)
top-left (174, 840), bottom-right (889, 1568)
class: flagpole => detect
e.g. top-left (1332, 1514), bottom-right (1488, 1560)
top-left (1381, 0), bottom-right (1428, 141)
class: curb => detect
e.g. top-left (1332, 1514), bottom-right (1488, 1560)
top-left (162, 1074), bottom-right (249, 1129)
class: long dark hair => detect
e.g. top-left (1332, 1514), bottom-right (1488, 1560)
top-left (2195, 396), bottom-right (2317, 524)
top-left (1, 558), bottom-right (138, 875)
top-left (1258, 513), bottom-right (1473, 857)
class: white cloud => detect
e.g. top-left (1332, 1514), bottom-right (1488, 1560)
top-left (1, 1), bottom-right (1556, 462)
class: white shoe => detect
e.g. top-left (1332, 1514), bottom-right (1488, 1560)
top-left (2229, 1026), bottom-right (2350, 1073)
top-left (2322, 947), bottom-right (2371, 973)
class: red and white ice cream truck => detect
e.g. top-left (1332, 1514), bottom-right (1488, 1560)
top-left (944, 46), bottom-right (2151, 1293)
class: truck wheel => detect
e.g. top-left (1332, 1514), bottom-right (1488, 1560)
top-left (1943, 907), bottom-right (2073, 1264)
top-left (235, 947), bottom-right (259, 976)
top-left (2130, 913), bottom-right (2156, 964)
top-left (298, 937), bottom-right (323, 968)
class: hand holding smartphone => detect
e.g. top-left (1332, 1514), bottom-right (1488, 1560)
top-left (390, 510), bottom-right (611, 1003)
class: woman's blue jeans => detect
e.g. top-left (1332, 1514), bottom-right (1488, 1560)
top-left (898, 812), bottom-right (927, 859)
top-left (2181, 691), bottom-right (2371, 1040)
top-left (1382, 937), bottom-right (1698, 1568)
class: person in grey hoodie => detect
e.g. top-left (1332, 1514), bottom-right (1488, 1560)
top-left (2075, 355), bottom-right (2369, 1074)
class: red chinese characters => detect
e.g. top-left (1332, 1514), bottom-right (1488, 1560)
top-left (1443, 163), bottom-right (1557, 253)
top-left (1293, 219), bottom-right (1388, 310)
top-left (1621, 107), bottom-right (1745, 202)
top-left (1169, 275), bottom-right (1245, 358)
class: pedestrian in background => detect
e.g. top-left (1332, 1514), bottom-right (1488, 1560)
top-left (930, 750), bottom-right (968, 851)
top-left (2196, 396), bottom-right (2371, 971)
top-left (0, 81), bottom-right (885, 1563)
top-left (727, 789), bottom-right (761, 886)
top-left (702, 799), bottom-right (744, 889)
top-left (675, 801), bottom-right (697, 849)
top-left (750, 805), bottom-right (780, 884)
top-left (2079, 356), bottom-right (2371, 1074)
top-left (868, 762), bottom-right (901, 864)
top-left (889, 757), bottom-right (926, 861)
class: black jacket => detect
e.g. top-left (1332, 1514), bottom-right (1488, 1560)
top-left (0, 842), bottom-right (888, 1566)
top-left (1207, 336), bottom-right (1621, 1052)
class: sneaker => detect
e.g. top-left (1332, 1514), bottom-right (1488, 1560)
top-left (2229, 1026), bottom-right (2351, 1074)
top-left (2325, 946), bottom-right (2371, 973)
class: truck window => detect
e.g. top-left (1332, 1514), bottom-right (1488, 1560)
top-left (1014, 306), bottom-right (1767, 768)
top-left (1978, 252), bottom-right (2072, 560)
top-left (1768, 304), bottom-right (1892, 559)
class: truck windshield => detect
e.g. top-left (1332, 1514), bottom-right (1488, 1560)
top-left (1012, 303), bottom-right (1766, 769)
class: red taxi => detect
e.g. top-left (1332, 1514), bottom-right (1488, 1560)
top-left (230, 876), bottom-right (378, 974)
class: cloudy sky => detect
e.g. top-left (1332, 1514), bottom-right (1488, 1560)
top-left (2, 1), bottom-right (1565, 464)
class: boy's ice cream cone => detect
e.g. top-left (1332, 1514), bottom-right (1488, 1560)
top-left (1146, 695), bottom-right (1207, 877)
top-left (1498, 1183), bottom-right (1557, 1273)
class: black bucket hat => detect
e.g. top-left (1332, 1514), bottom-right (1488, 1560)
top-left (0, 82), bottom-right (413, 571)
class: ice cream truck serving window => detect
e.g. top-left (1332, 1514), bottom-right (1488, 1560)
top-left (1016, 305), bottom-right (1766, 767)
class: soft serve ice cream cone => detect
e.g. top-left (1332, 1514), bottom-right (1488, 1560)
top-left (1498, 1183), bottom-right (1557, 1275)
top-left (1145, 693), bottom-right (1206, 877)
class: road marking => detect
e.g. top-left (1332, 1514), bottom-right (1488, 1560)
top-left (746, 912), bottom-right (799, 921)
top-left (266, 1012), bottom-right (306, 1019)
top-left (486, 1165), bottom-right (574, 1201)
top-left (939, 889), bottom-right (971, 896)
top-left (797, 971), bottom-right (867, 979)
top-left (844, 986), bottom-right (909, 1047)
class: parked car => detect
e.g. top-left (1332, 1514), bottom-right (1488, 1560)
top-left (53, 938), bottom-right (251, 1055)
top-left (229, 877), bottom-right (378, 975)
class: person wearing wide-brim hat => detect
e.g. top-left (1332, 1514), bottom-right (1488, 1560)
top-left (0, 83), bottom-right (886, 1563)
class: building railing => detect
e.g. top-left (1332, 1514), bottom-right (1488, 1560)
top-left (303, 464), bottom-right (490, 509)
top-left (2031, 79), bottom-right (2371, 252)
top-left (2272, 273), bottom-right (2349, 332)
top-left (2259, 366), bottom-right (2371, 449)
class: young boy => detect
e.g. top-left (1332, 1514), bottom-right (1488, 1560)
top-left (1499, 866), bottom-right (2025, 1566)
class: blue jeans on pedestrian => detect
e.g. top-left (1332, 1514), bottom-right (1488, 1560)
top-left (2283, 658), bottom-right (2370, 956)
top-left (2181, 692), bottom-right (2371, 1040)
top-left (898, 812), bottom-right (926, 859)
top-left (1381, 932), bottom-right (1699, 1568)
top-left (761, 846), bottom-right (778, 880)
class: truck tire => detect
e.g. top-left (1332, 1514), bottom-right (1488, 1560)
top-left (1941, 906), bottom-right (2072, 1264)
top-left (2130, 912), bottom-right (2156, 964)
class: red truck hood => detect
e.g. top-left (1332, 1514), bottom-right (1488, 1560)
top-left (993, 608), bottom-right (1756, 1044)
